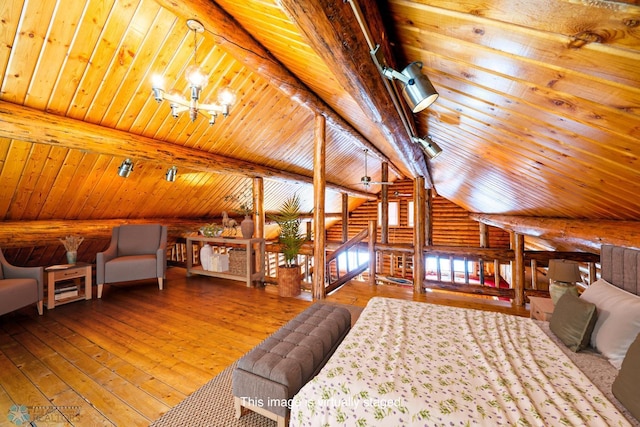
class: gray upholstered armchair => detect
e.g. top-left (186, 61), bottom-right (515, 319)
top-left (0, 249), bottom-right (44, 316)
top-left (96, 224), bottom-right (167, 298)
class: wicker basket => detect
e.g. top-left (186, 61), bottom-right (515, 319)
top-left (229, 249), bottom-right (247, 276)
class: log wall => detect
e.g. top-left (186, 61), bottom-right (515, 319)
top-left (326, 180), bottom-right (510, 248)
top-left (0, 218), bottom-right (208, 267)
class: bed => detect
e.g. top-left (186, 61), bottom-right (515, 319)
top-left (290, 245), bottom-right (640, 426)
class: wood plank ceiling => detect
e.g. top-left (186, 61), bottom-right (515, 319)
top-left (0, 0), bottom-right (639, 254)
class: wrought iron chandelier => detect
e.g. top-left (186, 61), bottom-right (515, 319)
top-left (151, 19), bottom-right (236, 125)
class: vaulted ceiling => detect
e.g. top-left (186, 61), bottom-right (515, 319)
top-left (1, 0), bottom-right (639, 252)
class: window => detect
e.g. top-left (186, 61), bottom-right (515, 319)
top-left (378, 201), bottom-right (399, 226)
top-left (425, 256), bottom-right (475, 281)
top-left (408, 201), bottom-right (414, 227)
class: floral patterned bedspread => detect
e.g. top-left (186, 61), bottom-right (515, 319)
top-left (290, 297), bottom-right (631, 426)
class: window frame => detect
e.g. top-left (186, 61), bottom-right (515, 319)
top-left (378, 201), bottom-right (399, 227)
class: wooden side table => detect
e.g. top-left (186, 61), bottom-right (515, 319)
top-left (529, 296), bottom-right (555, 321)
top-left (45, 263), bottom-right (92, 309)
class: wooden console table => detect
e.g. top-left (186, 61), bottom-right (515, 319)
top-left (186, 236), bottom-right (265, 287)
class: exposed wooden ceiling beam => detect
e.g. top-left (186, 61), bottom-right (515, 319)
top-left (0, 219), bottom-right (201, 248)
top-left (0, 101), bottom-right (375, 200)
top-left (471, 213), bottom-right (640, 252)
top-left (277, 0), bottom-right (431, 182)
top-left (0, 215), bottom-right (338, 248)
top-left (153, 0), bottom-right (405, 178)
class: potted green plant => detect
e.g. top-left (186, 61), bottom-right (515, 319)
top-left (271, 194), bottom-right (305, 296)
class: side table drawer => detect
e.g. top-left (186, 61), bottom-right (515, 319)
top-left (531, 305), bottom-right (551, 321)
top-left (52, 268), bottom-right (86, 280)
top-left (529, 296), bottom-right (555, 321)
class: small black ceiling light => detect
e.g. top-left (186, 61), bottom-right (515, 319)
top-left (117, 158), bottom-right (134, 178)
top-left (165, 166), bottom-right (177, 182)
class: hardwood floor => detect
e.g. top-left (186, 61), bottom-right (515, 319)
top-left (0, 267), bottom-right (529, 426)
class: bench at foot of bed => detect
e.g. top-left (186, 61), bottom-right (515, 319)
top-left (232, 303), bottom-right (351, 426)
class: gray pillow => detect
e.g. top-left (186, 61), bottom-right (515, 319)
top-left (612, 333), bottom-right (640, 421)
top-left (580, 278), bottom-right (640, 368)
top-left (549, 292), bottom-right (597, 352)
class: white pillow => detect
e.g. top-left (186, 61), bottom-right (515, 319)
top-left (580, 278), bottom-right (640, 369)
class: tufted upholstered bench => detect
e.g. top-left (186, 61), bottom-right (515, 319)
top-left (232, 303), bottom-right (351, 427)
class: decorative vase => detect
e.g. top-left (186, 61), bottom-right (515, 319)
top-left (278, 264), bottom-right (301, 297)
top-left (66, 250), bottom-right (77, 264)
top-left (200, 244), bottom-right (213, 271)
top-left (240, 215), bottom-right (254, 239)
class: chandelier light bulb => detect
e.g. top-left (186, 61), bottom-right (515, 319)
top-left (151, 75), bottom-right (165, 102)
top-left (185, 64), bottom-right (208, 89)
top-left (151, 74), bottom-right (164, 90)
top-left (217, 87), bottom-right (237, 106)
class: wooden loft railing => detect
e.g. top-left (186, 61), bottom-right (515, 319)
top-left (325, 226), bottom-right (371, 294)
top-left (168, 221), bottom-right (601, 303)
top-left (324, 220), bottom-right (600, 301)
top-left (263, 243), bottom-right (314, 289)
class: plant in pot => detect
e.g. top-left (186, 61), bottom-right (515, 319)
top-left (271, 194), bottom-right (305, 297)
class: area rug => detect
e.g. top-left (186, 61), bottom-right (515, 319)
top-left (151, 302), bottom-right (362, 427)
top-left (150, 362), bottom-right (275, 427)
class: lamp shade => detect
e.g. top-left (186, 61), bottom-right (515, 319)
top-left (400, 62), bottom-right (439, 113)
top-left (548, 259), bottom-right (581, 283)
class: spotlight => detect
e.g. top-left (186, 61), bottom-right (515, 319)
top-left (165, 166), bottom-right (177, 182)
top-left (117, 158), bottom-right (134, 178)
top-left (375, 55), bottom-right (439, 113)
top-left (412, 136), bottom-right (442, 159)
top-left (395, 62), bottom-right (439, 113)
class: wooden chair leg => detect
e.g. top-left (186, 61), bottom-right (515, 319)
top-left (158, 277), bottom-right (163, 290)
top-left (234, 397), bottom-right (244, 419)
top-left (97, 284), bottom-right (103, 298)
top-left (37, 300), bottom-right (43, 315)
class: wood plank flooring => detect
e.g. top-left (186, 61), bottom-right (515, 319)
top-left (0, 267), bottom-right (529, 426)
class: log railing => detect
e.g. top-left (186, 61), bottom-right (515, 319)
top-left (421, 247), bottom-right (516, 299)
top-left (167, 226), bottom-right (601, 304)
top-left (324, 222), bottom-right (600, 303)
top-left (374, 245), bottom-right (600, 302)
top-left (263, 242), bottom-right (314, 289)
top-left (325, 227), bottom-right (372, 294)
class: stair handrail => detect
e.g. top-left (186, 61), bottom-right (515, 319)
top-left (326, 226), bottom-right (370, 292)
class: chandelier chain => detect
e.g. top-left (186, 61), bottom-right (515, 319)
top-left (192, 26), bottom-right (198, 67)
